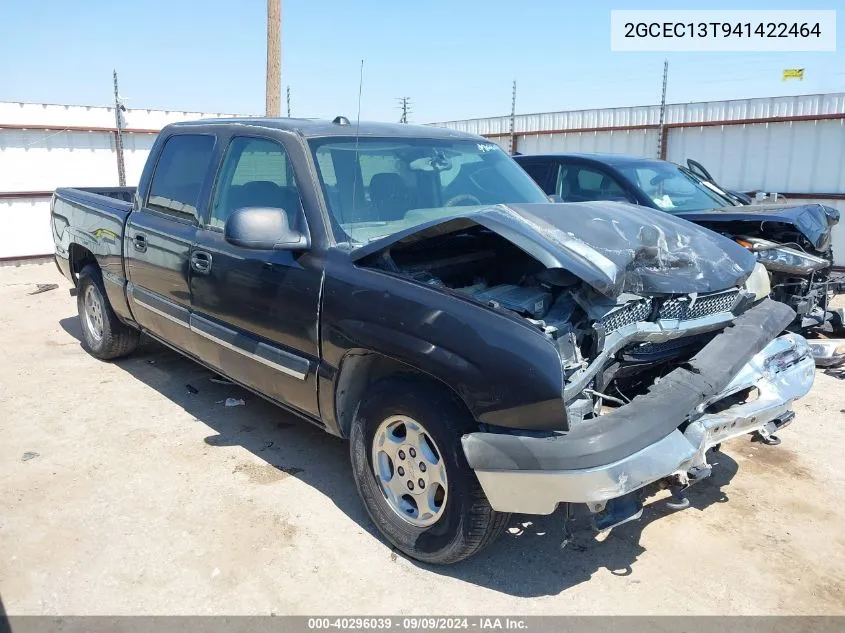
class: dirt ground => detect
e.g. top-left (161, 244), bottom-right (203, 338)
top-left (1, 262), bottom-right (844, 615)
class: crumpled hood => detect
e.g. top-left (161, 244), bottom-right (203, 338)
top-left (673, 203), bottom-right (840, 252)
top-left (352, 201), bottom-right (757, 298)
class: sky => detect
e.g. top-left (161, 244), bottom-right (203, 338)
top-left (1, 0), bottom-right (843, 123)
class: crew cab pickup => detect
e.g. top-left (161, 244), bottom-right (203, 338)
top-left (52, 118), bottom-right (815, 563)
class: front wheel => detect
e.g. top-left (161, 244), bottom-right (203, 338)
top-left (77, 264), bottom-right (139, 360)
top-left (350, 376), bottom-right (509, 564)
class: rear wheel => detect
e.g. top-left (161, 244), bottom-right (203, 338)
top-left (350, 376), bottom-right (509, 564)
top-left (77, 264), bottom-right (139, 360)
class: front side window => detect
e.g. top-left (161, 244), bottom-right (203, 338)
top-left (209, 137), bottom-right (302, 230)
top-left (146, 135), bottom-right (215, 220)
top-left (616, 162), bottom-right (733, 212)
top-left (309, 138), bottom-right (548, 244)
top-left (555, 165), bottom-right (631, 203)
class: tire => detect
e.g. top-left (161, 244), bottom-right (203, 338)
top-left (350, 375), bottom-right (510, 564)
top-left (76, 264), bottom-right (139, 360)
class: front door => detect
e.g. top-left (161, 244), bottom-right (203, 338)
top-left (189, 135), bottom-right (322, 417)
top-left (125, 133), bottom-right (216, 354)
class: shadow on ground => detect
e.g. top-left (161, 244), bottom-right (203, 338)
top-left (61, 317), bottom-right (740, 597)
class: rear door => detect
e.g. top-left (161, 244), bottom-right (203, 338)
top-left (125, 133), bottom-right (216, 354)
top-left (189, 134), bottom-right (322, 417)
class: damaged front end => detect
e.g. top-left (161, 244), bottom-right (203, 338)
top-left (352, 201), bottom-right (816, 527)
top-left (461, 301), bottom-right (814, 521)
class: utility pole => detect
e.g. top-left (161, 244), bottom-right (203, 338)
top-left (265, 0), bottom-right (282, 116)
top-left (657, 59), bottom-right (669, 159)
top-left (113, 70), bottom-right (126, 187)
top-left (286, 85), bottom-right (291, 117)
top-left (509, 80), bottom-right (517, 155)
top-left (397, 97), bottom-right (411, 123)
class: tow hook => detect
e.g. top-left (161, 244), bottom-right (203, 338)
top-left (591, 491), bottom-right (644, 533)
top-left (660, 472), bottom-right (692, 510)
top-left (754, 411), bottom-right (796, 446)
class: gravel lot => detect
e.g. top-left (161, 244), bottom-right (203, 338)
top-left (1, 262), bottom-right (844, 615)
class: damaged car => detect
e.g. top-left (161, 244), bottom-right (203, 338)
top-left (51, 119), bottom-right (815, 563)
top-left (515, 153), bottom-right (844, 366)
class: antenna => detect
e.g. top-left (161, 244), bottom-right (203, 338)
top-left (349, 59), bottom-right (364, 227)
top-left (355, 59), bottom-right (364, 137)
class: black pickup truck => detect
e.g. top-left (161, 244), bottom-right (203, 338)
top-left (515, 153), bottom-right (844, 366)
top-left (52, 118), bottom-right (815, 563)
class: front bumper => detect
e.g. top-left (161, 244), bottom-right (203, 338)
top-left (462, 331), bottom-right (815, 515)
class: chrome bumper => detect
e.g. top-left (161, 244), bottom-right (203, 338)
top-left (467, 334), bottom-right (815, 515)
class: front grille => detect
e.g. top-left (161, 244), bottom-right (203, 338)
top-left (658, 289), bottom-right (739, 321)
top-left (600, 299), bottom-right (653, 334)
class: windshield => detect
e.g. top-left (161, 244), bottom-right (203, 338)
top-left (616, 161), bottom-right (736, 212)
top-left (309, 137), bottom-right (549, 243)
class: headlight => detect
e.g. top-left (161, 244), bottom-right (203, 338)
top-left (736, 237), bottom-right (829, 275)
top-left (743, 262), bottom-right (771, 300)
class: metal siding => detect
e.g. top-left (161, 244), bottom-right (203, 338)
top-left (0, 101), bottom-right (247, 130)
top-left (665, 119), bottom-right (845, 194)
top-left (0, 197), bottom-right (53, 259)
top-left (0, 101), bottom-right (249, 259)
top-left (0, 129), bottom-right (157, 191)
top-left (516, 129), bottom-right (660, 158)
top-left (436, 92), bottom-right (845, 134)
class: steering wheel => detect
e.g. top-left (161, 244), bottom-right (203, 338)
top-left (444, 194), bottom-right (482, 207)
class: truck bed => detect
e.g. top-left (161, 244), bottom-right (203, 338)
top-left (51, 187), bottom-right (137, 318)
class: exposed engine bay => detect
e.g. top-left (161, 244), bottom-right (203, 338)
top-left (361, 224), bottom-right (757, 425)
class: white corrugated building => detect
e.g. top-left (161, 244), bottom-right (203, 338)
top-left (435, 92), bottom-right (845, 265)
top-left (0, 102), bottom-right (249, 260)
top-left (3, 94), bottom-right (845, 265)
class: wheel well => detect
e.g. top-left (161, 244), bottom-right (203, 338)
top-left (334, 351), bottom-right (473, 438)
top-left (68, 243), bottom-right (97, 284)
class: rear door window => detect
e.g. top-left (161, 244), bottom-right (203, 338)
top-left (146, 135), bottom-right (216, 221)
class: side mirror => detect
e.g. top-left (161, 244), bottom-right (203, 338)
top-left (548, 194), bottom-right (564, 203)
top-left (224, 207), bottom-right (310, 251)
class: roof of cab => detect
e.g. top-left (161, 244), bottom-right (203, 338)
top-left (165, 117), bottom-right (483, 140)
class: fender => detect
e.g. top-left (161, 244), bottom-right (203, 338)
top-left (320, 254), bottom-right (568, 432)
